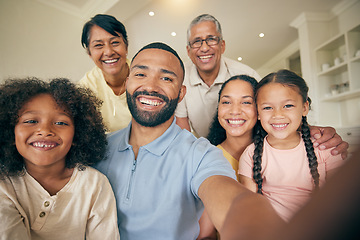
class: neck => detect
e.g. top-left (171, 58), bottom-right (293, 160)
top-left (266, 132), bottom-right (301, 150)
top-left (129, 116), bottom-right (174, 159)
top-left (197, 64), bottom-right (221, 87)
top-left (103, 63), bottom-right (129, 95)
top-left (26, 163), bottom-right (74, 196)
top-left (220, 132), bottom-right (253, 160)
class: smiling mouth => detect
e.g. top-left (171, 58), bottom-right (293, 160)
top-left (103, 58), bottom-right (119, 64)
top-left (31, 141), bottom-right (59, 149)
top-left (198, 55), bottom-right (213, 62)
top-left (227, 119), bottom-right (245, 125)
top-left (138, 97), bottom-right (163, 106)
top-left (271, 123), bottom-right (288, 129)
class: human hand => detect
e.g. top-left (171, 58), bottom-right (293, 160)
top-left (310, 126), bottom-right (349, 159)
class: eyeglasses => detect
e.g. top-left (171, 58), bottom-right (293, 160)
top-left (188, 36), bottom-right (221, 49)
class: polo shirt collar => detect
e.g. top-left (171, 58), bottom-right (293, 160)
top-left (117, 118), bottom-right (181, 157)
top-left (189, 57), bottom-right (227, 86)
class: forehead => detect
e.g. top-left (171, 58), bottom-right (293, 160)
top-left (89, 25), bottom-right (120, 40)
top-left (131, 48), bottom-right (183, 77)
top-left (222, 80), bottom-right (254, 96)
top-left (19, 94), bottom-right (69, 115)
top-left (190, 21), bottom-right (218, 38)
top-left (258, 83), bottom-right (301, 101)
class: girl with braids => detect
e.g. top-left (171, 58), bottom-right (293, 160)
top-left (238, 69), bottom-right (345, 222)
top-left (0, 78), bottom-right (120, 239)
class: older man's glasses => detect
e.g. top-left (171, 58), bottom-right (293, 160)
top-left (189, 36), bottom-right (221, 48)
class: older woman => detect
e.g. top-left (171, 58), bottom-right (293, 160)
top-left (79, 14), bottom-right (131, 133)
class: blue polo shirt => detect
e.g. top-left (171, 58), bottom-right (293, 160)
top-left (95, 119), bottom-right (236, 240)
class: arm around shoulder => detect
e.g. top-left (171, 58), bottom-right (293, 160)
top-left (310, 125), bottom-right (349, 159)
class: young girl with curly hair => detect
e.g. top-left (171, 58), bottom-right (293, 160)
top-left (238, 69), bottom-right (345, 221)
top-left (0, 78), bottom-right (119, 239)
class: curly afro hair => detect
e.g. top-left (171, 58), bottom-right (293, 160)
top-left (0, 77), bottom-right (107, 178)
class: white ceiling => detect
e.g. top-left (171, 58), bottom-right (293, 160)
top-left (36, 0), bottom-right (344, 70)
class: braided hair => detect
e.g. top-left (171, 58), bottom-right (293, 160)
top-left (253, 69), bottom-right (320, 193)
top-left (301, 116), bottom-right (320, 189)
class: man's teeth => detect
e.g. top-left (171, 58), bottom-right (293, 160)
top-left (140, 98), bottom-right (161, 106)
top-left (228, 119), bottom-right (245, 125)
top-left (32, 142), bottom-right (56, 148)
top-left (104, 59), bottom-right (118, 63)
top-left (272, 124), bottom-right (288, 128)
top-left (199, 55), bottom-right (212, 60)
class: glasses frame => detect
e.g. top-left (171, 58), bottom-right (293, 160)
top-left (188, 36), bottom-right (222, 49)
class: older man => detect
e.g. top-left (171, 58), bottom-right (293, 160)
top-left (176, 13), bottom-right (348, 159)
top-left (175, 14), bottom-right (260, 138)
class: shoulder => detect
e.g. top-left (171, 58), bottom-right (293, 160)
top-left (168, 129), bottom-right (221, 160)
top-left (244, 142), bottom-right (256, 154)
top-left (107, 127), bottom-right (128, 144)
top-left (78, 66), bottom-right (104, 89)
top-left (76, 166), bottom-right (111, 186)
top-left (183, 61), bottom-right (198, 85)
top-left (94, 128), bottom-right (129, 172)
top-left (314, 147), bottom-right (344, 163)
top-left (223, 57), bottom-right (260, 80)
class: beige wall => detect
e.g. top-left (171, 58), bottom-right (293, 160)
top-left (0, 0), bottom-right (93, 83)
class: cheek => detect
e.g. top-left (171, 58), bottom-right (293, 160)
top-left (217, 105), bottom-right (227, 118)
top-left (89, 48), bottom-right (102, 58)
top-left (257, 111), bottom-right (266, 121)
top-left (115, 46), bottom-right (127, 55)
top-left (188, 49), bottom-right (198, 59)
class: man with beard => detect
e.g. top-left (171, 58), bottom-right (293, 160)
top-left (94, 42), bottom-right (283, 240)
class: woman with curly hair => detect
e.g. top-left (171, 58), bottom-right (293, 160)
top-left (0, 77), bottom-right (119, 239)
top-left (238, 69), bottom-right (345, 221)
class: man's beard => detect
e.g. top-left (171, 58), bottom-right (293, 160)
top-left (126, 90), bottom-right (179, 127)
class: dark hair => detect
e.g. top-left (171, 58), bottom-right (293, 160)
top-left (252, 69), bottom-right (319, 194)
top-left (81, 14), bottom-right (128, 49)
top-left (0, 77), bottom-right (107, 178)
top-left (207, 75), bottom-right (258, 145)
top-left (131, 42), bottom-right (185, 75)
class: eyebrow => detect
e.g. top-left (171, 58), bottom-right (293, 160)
top-left (160, 68), bottom-right (177, 77)
top-left (90, 36), bottom-right (120, 44)
top-left (221, 95), bottom-right (254, 99)
top-left (131, 64), bottom-right (148, 71)
top-left (20, 110), bottom-right (72, 118)
top-left (131, 64), bottom-right (178, 78)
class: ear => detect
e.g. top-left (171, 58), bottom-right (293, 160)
top-left (125, 77), bottom-right (129, 88)
top-left (302, 100), bottom-right (310, 116)
top-left (178, 85), bottom-right (187, 103)
top-left (186, 45), bottom-right (191, 57)
top-left (220, 39), bottom-right (226, 54)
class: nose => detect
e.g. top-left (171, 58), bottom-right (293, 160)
top-left (199, 40), bottom-right (210, 51)
top-left (36, 122), bottom-right (55, 137)
top-left (230, 103), bottom-right (241, 115)
top-left (272, 108), bottom-right (285, 119)
top-left (142, 74), bottom-right (160, 93)
top-left (103, 44), bottom-right (115, 56)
